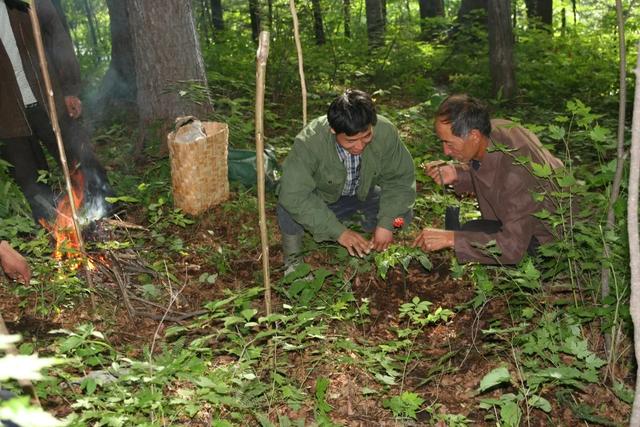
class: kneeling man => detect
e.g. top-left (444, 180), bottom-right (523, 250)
top-left (414, 94), bottom-right (563, 264)
top-left (278, 90), bottom-right (416, 267)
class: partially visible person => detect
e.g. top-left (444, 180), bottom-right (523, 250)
top-left (278, 90), bottom-right (416, 268)
top-left (413, 94), bottom-right (563, 265)
top-left (0, 0), bottom-right (112, 224)
top-left (0, 240), bottom-right (30, 283)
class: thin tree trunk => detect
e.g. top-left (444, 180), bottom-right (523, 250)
top-left (249, 0), bottom-right (261, 42)
top-left (311, 0), bottom-right (326, 45)
top-left (81, 0), bottom-right (101, 60)
top-left (343, 0), bottom-right (351, 37)
top-left (381, 0), bottom-right (387, 28)
top-left (365, 0), bottom-right (385, 48)
top-left (488, 0), bottom-right (516, 99)
top-left (94, 0), bottom-right (137, 117)
top-left (601, 0), bottom-right (629, 377)
top-left (210, 0), bottom-right (224, 30)
top-left (289, 0), bottom-right (307, 125)
top-left (627, 42), bottom-right (640, 426)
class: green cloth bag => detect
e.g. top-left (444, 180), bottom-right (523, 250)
top-left (227, 147), bottom-right (280, 190)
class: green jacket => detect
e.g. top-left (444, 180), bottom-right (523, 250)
top-left (279, 115), bottom-right (416, 242)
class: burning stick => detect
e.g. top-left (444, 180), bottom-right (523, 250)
top-left (256, 32), bottom-right (272, 315)
top-left (28, 2), bottom-right (95, 308)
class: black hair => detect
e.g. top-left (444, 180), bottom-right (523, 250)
top-left (327, 89), bottom-right (377, 136)
top-left (436, 94), bottom-right (492, 138)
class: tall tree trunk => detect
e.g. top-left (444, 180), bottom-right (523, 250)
top-left (524, 0), bottom-right (552, 28)
top-left (210, 0), bottom-right (225, 30)
top-left (488, 0), bottom-right (516, 99)
top-left (343, 0), bottom-right (351, 37)
top-left (381, 0), bottom-right (387, 28)
top-left (127, 0), bottom-right (212, 121)
top-left (249, 0), bottom-right (261, 42)
top-left (419, 0), bottom-right (444, 35)
top-left (457, 0), bottom-right (487, 25)
top-left (628, 43), bottom-right (640, 426)
top-left (81, 0), bottom-right (101, 59)
top-left (267, 0), bottom-right (273, 28)
top-left (311, 0), bottom-right (326, 45)
top-left (93, 0), bottom-right (137, 117)
top-left (365, 0), bottom-right (384, 48)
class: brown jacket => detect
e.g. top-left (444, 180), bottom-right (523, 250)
top-left (453, 119), bottom-right (564, 264)
top-left (0, 0), bottom-right (81, 139)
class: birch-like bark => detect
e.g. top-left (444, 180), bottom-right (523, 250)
top-left (628, 43), bottom-right (640, 426)
top-left (602, 0), bottom-right (628, 306)
top-left (289, 0), bottom-right (307, 125)
top-left (601, 0), bottom-right (628, 371)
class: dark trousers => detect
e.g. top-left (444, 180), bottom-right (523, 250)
top-left (278, 186), bottom-right (412, 236)
top-left (0, 103), bottom-right (111, 222)
top-left (447, 218), bottom-right (540, 256)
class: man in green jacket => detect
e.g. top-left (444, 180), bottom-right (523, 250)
top-left (278, 90), bottom-right (416, 268)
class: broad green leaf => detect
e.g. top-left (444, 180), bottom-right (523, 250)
top-left (500, 400), bottom-right (522, 427)
top-left (375, 373), bottom-right (397, 385)
top-left (531, 162), bottom-right (552, 178)
top-left (529, 395), bottom-right (552, 412)
top-left (478, 367), bottom-right (511, 392)
top-left (547, 125), bottom-right (565, 140)
top-left (589, 125), bottom-right (610, 142)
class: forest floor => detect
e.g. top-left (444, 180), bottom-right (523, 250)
top-left (0, 184), bottom-right (632, 425)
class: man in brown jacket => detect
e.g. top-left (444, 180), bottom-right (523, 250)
top-left (414, 94), bottom-right (563, 265)
top-left (0, 0), bottom-right (111, 223)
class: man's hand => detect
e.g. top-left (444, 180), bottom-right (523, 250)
top-left (413, 228), bottom-right (454, 252)
top-left (424, 161), bottom-right (457, 185)
top-left (338, 230), bottom-right (372, 257)
top-left (64, 96), bottom-right (82, 119)
top-left (370, 227), bottom-right (394, 252)
top-left (0, 241), bottom-right (31, 284)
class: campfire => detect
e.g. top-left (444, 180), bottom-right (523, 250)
top-left (39, 169), bottom-right (91, 267)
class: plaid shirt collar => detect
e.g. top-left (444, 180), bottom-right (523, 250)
top-left (336, 143), bottom-right (361, 196)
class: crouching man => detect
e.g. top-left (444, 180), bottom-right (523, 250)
top-left (414, 94), bottom-right (563, 264)
top-left (278, 90), bottom-right (416, 269)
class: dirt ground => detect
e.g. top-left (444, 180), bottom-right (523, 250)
top-left (0, 195), bottom-right (632, 426)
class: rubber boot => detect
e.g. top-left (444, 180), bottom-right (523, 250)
top-left (282, 233), bottom-right (304, 274)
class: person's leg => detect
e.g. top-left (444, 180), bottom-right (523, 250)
top-left (459, 219), bottom-right (502, 233)
top-left (277, 204), bottom-right (305, 268)
top-left (0, 137), bottom-right (56, 222)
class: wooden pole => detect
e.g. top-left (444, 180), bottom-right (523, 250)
top-left (288, 0), bottom-right (307, 125)
top-left (28, 2), bottom-right (95, 308)
top-left (256, 31), bottom-right (272, 315)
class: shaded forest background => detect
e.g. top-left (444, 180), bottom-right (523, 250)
top-left (1, 0), bottom-right (640, 425)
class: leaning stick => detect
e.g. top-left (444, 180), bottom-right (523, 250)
top-left (288, 0), bottom-right (307, 125)
top-left (28, 2), bottom-right (95, 308)
top-left (255, 31), bottom-right (272, 315)
top-left (0, 313), bottom-right (41, 406)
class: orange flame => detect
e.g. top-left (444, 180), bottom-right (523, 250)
top-left (40, 170), bottom-right (85, 266)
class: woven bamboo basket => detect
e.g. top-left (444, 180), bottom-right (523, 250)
top-left (168, 121), bottom-right (229, 215)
